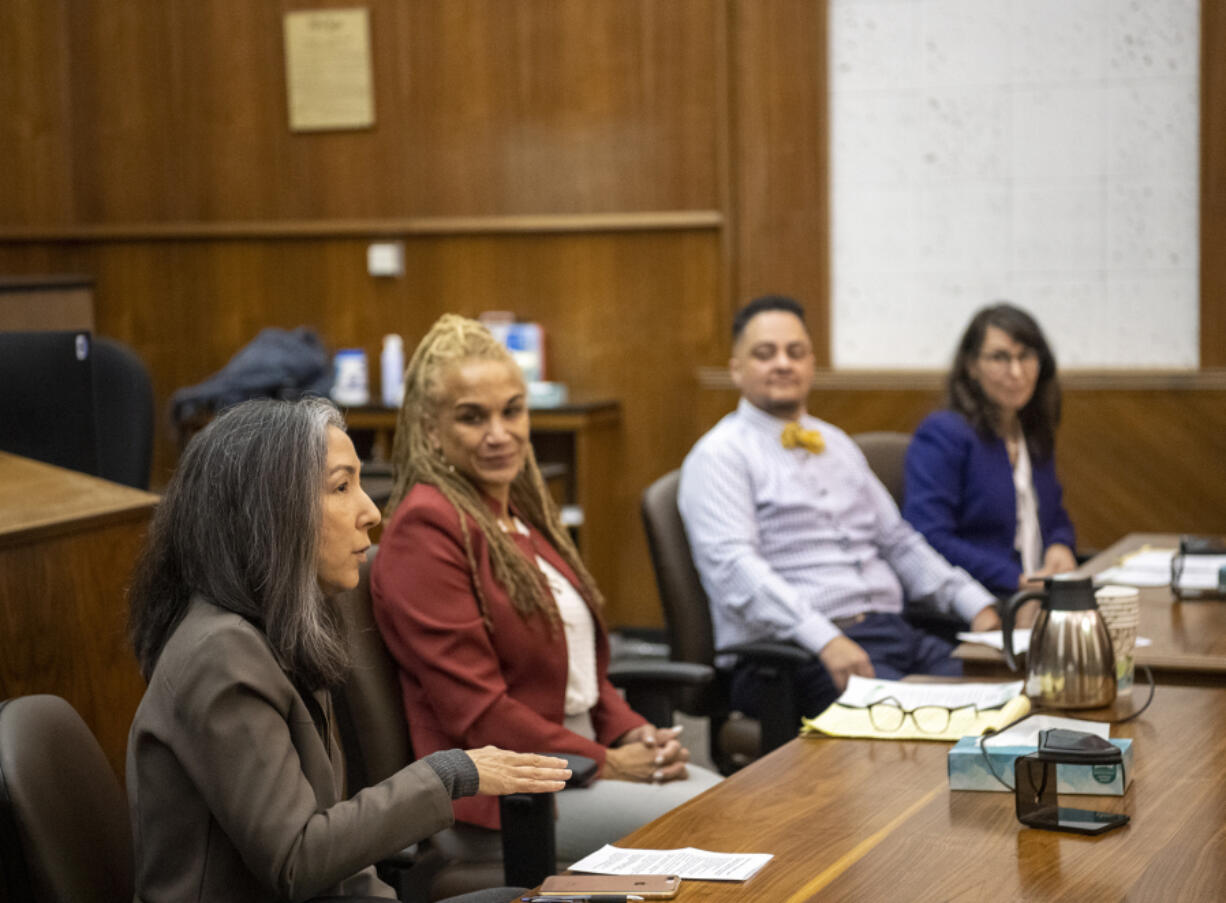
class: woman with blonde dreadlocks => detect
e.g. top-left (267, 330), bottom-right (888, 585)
top-left (371, 314), bottom-right (720, 860)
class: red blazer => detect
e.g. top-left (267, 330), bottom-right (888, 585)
top-left (370, 483), bottom-right (646, 829)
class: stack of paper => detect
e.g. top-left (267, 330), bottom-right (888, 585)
top-left (569, 844), bottom-right (773, 881)
top-left (1093, 546), bottom-right (1174, 587)
top-left (800, 676), bottom-right (1028, 741)
top-left (957, 629), bottom-right (1152, 655)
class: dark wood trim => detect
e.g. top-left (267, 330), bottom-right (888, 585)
top-left (716, 0), bottom-right (736, 329)
top-left (697, 366), bottom-right (1226, 391)
top-left (0, 274), bottom-right (93, 291)
top-left (1202, 0), bottom-right (1226, 366)
top-left (0, 211), bottom-right (724, 242)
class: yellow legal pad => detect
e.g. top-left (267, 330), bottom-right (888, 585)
top-left (800, 692), bottom-right (1031, 742)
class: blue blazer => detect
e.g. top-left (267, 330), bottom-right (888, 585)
top-left (902, 410), bottom-right (1075, 595)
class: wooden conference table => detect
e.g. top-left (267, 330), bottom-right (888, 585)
top-left (956, 533), bottom-right (1226, 684)
top-left (615, 684), bottom-right (1226, 901)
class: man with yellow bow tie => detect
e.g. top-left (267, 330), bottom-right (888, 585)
top-left (678, 296), bottom-right (1000, 721)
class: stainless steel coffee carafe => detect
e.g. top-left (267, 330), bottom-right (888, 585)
top-left (1001, 574), bottom-right (1116, 709)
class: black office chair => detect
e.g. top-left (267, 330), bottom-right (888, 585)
top-left (851, 430), bottom-right (910, 508)
top-left (333, 548), bottom-right (537, 901)
top-left (852, 430), bottom-right (972, 642)
top-left (0, 332), bottom-right (153, 490)
top-left (333, 547), bottom-right (711, 898)
top-left (0, 694), bottom-right (134, 903)
top-left (93, 337), bottom-right (155, 490)
top-left (640, 471), bottom-right (813, 774)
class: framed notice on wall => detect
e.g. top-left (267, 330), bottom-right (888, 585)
top-left (283, 8), bottom-right (375, 132)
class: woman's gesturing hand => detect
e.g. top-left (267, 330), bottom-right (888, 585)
top-left (467, 747), bottom-right (572, 796)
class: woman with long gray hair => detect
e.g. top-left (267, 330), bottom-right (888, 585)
top-left (126, 397), bottom-right (570, 903)
top-left (371, 315), bottom-right (721, 863)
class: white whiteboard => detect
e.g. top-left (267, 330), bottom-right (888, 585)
top-left (829, 0), bottom-right (1199, 369)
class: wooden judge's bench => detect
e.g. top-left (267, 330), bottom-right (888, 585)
top-left (0, 452), bottom-right (158, 779)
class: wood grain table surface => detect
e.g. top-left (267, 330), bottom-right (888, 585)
top-left (611, 683), bottom-right (1226, 902)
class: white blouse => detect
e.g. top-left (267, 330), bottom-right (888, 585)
top-left (1012, 435), bottom-right (1043, 576)
top-left (508, 518), bottom-right (600, 716)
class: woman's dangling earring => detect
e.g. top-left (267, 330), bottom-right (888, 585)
top-left (433, 444), bottom-right (455, 473)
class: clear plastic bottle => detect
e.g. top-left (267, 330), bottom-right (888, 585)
top-left (380, 334), bottom-right (405, 408)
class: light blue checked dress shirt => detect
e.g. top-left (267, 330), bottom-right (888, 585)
top-left (678, 398), bottom-right (994, 657)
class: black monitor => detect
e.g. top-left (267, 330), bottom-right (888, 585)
top-left (0, 330), bottom-right (100, 477)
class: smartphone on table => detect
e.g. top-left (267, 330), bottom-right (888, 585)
top-left (538, 873), bottom-right (681, 898)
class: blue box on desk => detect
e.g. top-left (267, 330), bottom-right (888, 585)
top-left (948, 737), bottom-right (1132, 795)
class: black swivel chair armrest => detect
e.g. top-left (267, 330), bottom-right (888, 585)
top-left (606, 659), bottom-right (714, 686)
top-left (717, 640), bottom-right (815, 665)
top-left (905, 593), bottom-right (977, 645)
top-left (715, 641), bottom-right (815, 756)
top-left (606, 660), bottom-right (714, 728)
top-left (558, 752), bottom-right (599, 787)
top-left (499, 753), bottom-right (597, 888)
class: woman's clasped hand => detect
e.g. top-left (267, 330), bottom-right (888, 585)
top-left (603, 725), bottom-right (690, 783)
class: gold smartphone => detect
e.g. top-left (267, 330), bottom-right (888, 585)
top-left (538, 874), bottom-right (682, 898)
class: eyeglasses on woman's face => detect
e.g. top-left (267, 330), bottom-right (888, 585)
top-left (979, 347), bottom-right (1039, 371)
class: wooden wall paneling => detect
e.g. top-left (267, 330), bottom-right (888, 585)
top-left (65, 0), bottom-right (183, 222)
top-left (1060, 390), bottom-right (1226, 548)
top-left (729, 0), bottom-right (829, 359)
top-left (401, 0), bottom-right (722, 216)
top-left (0, 0), bottom-right (74, 225)
top-left (51, 0), bottom-right (723, 224)
top-left (171, 1), bottom-right (297, 221)
top-left (1202, 0), bottom-right (1226, 366)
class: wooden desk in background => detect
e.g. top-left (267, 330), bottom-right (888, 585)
top-left (0, 273), bottom-right (94, 332)
top-left (956, 532), bottom-right (1226, 685)
top-left (0, 452), bottom-right (157, 779)
top-left (345, 400), bottom-right (622, 596)
top-left (616, 684), bottom-right (1226, 901)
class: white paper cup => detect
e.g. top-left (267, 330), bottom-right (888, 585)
top-left (1097, 586), bottom-right (1140, 694)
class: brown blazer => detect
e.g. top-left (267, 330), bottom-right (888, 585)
top-left (126, 597), bottom-right (455, 902)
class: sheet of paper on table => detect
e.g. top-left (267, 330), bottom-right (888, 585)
top-left (1172, 554), bottom-right (1226, 591)
top-left (567, 844), bottom-right (773, 881)
top-left (982, 713), bottom-right (1110, 746)
top-left (800, 675), bottom-right (1028, 741)
top-left (958, 629), bottom-right (1152, 655)
top-left (1093, 546), bottom-right (1174, 587)
top-left (835, 674), bottom-right (1022, 709)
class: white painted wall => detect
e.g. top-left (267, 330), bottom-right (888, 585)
top-left (829, 0), bottom-right (1199, 368)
